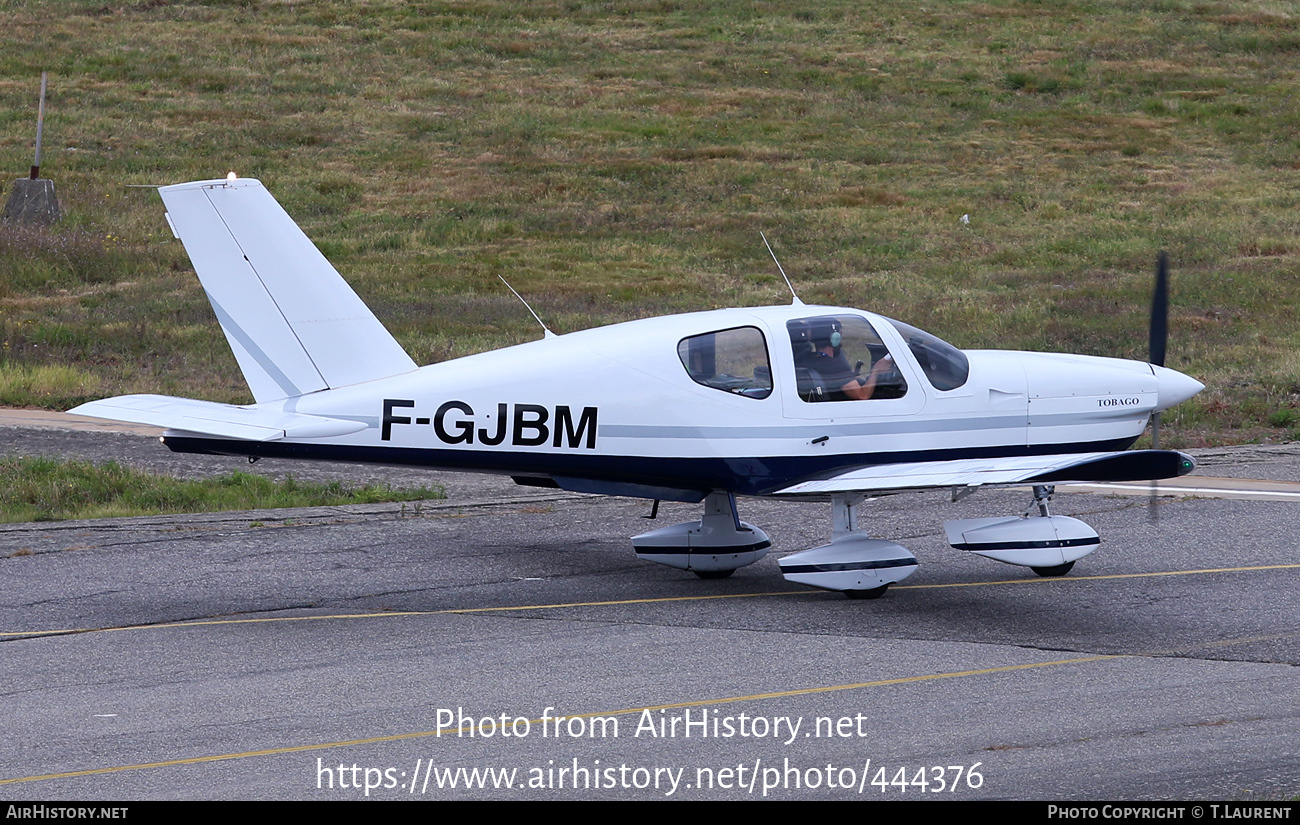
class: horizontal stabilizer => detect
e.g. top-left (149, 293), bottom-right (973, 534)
top-left (69, 395), bottom-right (369, 442)
top-left (160, 178), bottom-right (416, 402)
top-left (774, 450), bottom-right (1196, 496)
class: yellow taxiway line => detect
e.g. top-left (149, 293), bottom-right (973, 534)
top-left (5, 562), bottom-right (1299, 640)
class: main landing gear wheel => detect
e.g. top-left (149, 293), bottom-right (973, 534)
top-left (694, 569), bottom-right (735, 580)
top-left (844, 584), bottom-right (889, 600)
top-left (1031, 562), bottom-right (1075, 577)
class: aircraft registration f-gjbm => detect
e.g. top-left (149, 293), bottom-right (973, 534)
top-left (71, 177), bottom-right (1205, 599)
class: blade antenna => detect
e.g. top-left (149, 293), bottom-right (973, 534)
top-left (761, 232), bottom-right (804, 306)
top-left (498, 275), bottom-right (556, 339)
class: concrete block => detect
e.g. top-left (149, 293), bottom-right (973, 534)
top-left (3, 178), bottom-right (62, 224)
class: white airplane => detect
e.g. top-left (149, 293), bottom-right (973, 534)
top-left (71, 177), bottom-right (1205, 599)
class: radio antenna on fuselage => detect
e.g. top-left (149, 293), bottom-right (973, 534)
top-left (498, 274), bottom-right (557, 339)
top-left (761, 232), bottom-right (804, 306)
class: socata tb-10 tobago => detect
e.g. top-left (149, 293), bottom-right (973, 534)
top-left (72, 177), bottom-right (1204, 599)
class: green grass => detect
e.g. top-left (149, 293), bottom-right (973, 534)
top-left (0, 455), bottom-right (442, 524)
top-left (0, 361), bottom-right (100, 407)
top-left (2, 1), bottom-right (1300, 446)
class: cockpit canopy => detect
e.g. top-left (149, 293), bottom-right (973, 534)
top-left (675, 310), bottom-right (968, 402)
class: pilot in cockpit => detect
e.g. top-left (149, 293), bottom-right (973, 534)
top-left (791, 317), bottom-right (898, 401)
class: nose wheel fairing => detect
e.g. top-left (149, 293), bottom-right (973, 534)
top-left (942, 484), bottom-right (1100, 569)
top-left (943, 515), bottom-right (1100, 569)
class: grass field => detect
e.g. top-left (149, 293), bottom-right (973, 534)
top-left (0, 455), bottom-right (441, 523)
top-left (3, 0), bottom-right (1300, 446)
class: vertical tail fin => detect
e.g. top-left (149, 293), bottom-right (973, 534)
top-left (160, 178), bottom-right (416, 403)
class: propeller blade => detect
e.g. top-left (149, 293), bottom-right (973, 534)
top-left (1150, 250), bottom-right (1169, 368)
top-left (1149, 252), bottom-right (1168, 467)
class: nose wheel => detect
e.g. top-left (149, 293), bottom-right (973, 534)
top-left (1031, 561), bottom-right (1075, 577)
top-left (843, 584), bottom-right (890, 600)
top-left (694, 568), bottom-right (736, 580)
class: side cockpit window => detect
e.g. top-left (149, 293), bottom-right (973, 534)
top-left (677, 326), bottom-right (772, 399)
top-left (787, 315), bottom-right (908, 402)
top-left (888, 319), bottom-right (969, 391)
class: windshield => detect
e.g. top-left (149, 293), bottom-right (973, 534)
top-left (887, 319), bottom-right (969, 391)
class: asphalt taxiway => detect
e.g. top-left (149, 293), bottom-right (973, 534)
top-left (2, 413), bottom-right (1298, 800)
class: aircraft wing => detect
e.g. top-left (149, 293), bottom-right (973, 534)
top-left (68, 395), bottom-right (368, 441)
top-left (773, 450), bottom-right (1195, 496)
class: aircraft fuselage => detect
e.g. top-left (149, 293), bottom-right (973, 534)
top-left (160, 304), bottom-right (1200, 499)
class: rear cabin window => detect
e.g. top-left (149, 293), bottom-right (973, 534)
top-left (677, 326), bottom-right (772, 399)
